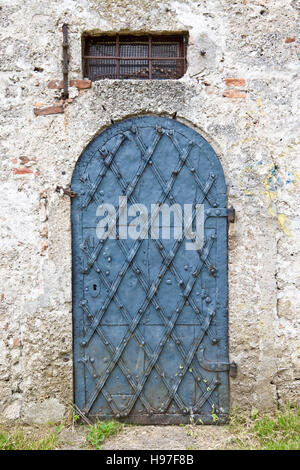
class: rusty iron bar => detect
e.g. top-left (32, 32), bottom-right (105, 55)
top-left (62, 23), bottom-right (69, 99)
top-left (83, 55), bottom-right (185, 60)
top-left (227, 206), bottom-right (235, 223)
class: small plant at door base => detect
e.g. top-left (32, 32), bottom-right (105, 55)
top-left (211, 404), bottom-right (219, 423)
top-left (86, 420), bottom-right (123, 449)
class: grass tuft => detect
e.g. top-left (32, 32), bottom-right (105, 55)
top-left (86, 420), bottom-right (123, 450)
top-left (229, 405), bottom-right (300, 450)
top-left (251, 405), bottom-right (300, 450)
top-left (0, 426), bottom-right (58, 450)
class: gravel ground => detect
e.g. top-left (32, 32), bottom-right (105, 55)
top-left (57, 424), bottom-right (239, 450)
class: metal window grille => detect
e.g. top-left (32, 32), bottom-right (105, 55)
top-left (83, 34), bottom-right (187, 80)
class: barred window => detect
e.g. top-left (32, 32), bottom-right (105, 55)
top-left (83, 34), bottom-right (187, 81)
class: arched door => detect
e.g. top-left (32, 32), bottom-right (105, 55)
top-left (72, 116), bottom-right (231, 424)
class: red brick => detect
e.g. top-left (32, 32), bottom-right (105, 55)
top-left (41, 241), bottom-right (48, 251)
top-left (47, 80), bottom-right (63, 89)
top-left (223, 90), bottom-right (246, 99)
top-left (34, 105), bottom-right (64, 116)
top-left (1, 293), bottom-right (4, 301)
top-left (225, 78), bottom-right (246, 87)
top-left (13, 338), bottom-right (21, 347)
top-left (285, 37), bottom-right (295, 43)
top-left (4, 323), bottom-right (9, 331)
top-left (70, 79), bottom-right (92, 89)
top-left (13, 167), bottom-right (33, 175)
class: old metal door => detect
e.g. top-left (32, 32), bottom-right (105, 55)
top-left (72, 116), bottom-right (231, 424)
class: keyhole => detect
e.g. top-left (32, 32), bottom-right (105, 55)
top-left (93, 284), bottom-right (97, 291)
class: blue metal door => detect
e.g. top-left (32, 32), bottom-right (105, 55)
top-left (72, 116), bottom-right (231, 424)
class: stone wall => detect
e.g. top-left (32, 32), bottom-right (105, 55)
top-left (0, 0), bottom-right (299, 423)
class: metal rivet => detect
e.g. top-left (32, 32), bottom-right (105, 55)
top-left (206, 297), bottom-right (211, 303)
top-left (216, 209), bottom-right (220, 216)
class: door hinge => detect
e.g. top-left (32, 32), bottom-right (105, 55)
top-left (55, 185), bottom-right (77, 198)
top-left (205, 206), bottom-right (235, 223)
top-left (197, 347), bottom-right (238, 378)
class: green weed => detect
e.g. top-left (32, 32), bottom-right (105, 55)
top-left (86, 420), bottom-right (123, 450)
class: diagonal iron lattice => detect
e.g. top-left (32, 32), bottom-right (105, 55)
top-left (72, 116), bottom-right (230, 423)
